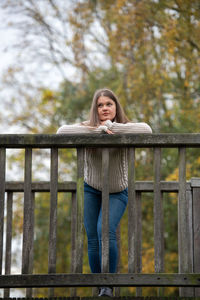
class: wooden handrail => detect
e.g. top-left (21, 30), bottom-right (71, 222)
top-left (0, 134), bottom-right (200, 297)
top-left (0, 133), bottom-right (200, 147)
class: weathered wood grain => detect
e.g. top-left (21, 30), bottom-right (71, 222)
top-left (48, 148), bottom-right (58, 273)
top-left (75, 148), bottom-right (84, 274)
top-left (1, 134), bottom-right (200, 298)
top-left (101, 148), bottom-right (110, 273)
top-left (135, 192), bottom-right (142, 297)
top-left (115, 224), bottom-right (121, 297)
top-left (128, 148), bottom-right (135, 274)
top-left (0, 148), bottom-right (6, 276)
top-left (48, 148), bottom-right (58, 297)
top-left (4, 180), bottom-right (191, 192)
top-left (70, 191), bottom-right (77, 297)
top-left (1, 133), bottom-right (200, 148)
top-left (22, 148), bottom-right (33, 274)
top-left (191, 178), bottom-right (200, 297)
top-left (0, 273), bottom-right (200, 288)
top-left (4, 192), bottom-right (13, 298)
top-left (178, 148), bottom-right (192, 297)
top-left (153, 148), bottom-right (164, 274)
top-left (178, 148), bottom-right (189, 274)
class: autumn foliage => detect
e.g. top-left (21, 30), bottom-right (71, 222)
top-left (0, 0), bottom-right (200, 297)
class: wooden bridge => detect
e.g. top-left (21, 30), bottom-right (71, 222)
top-left (0, 133), bottom-right (200, 298)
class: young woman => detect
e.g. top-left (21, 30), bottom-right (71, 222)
top-left (57, 88), bottom-right (152, 297)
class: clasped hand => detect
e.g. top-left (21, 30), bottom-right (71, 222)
top-left (100, 121), bottom-right (114, 134)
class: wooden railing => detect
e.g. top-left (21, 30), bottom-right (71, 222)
top-left (0, 133), bottom-right (200, 298)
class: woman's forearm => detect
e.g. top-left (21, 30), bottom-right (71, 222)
top-left (104, 120), bottom-right (152, 134)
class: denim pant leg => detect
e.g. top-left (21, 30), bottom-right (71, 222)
top-left (97, 189), bottom-right (128, 273)
top-left (84, 182), bottom-right (102, 273)
top-left (84, 182), bottom-right (128, 273)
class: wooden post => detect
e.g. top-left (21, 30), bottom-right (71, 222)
top-left (22, 148), bottom-right (35, 298)
top-left (75, 148), bottom-right (84, 274)
top-left (22, 148), bottom-right (32, 274)
top-left (0, 148), bottom-right (6, 276)
top-left (26, 192), bottom-right (35, 298)
top-left (115, 224), bottom-right (121, 297)
top-left (48, 147), bottom-right (58, 297)
top-left (135, 192), bottom-right (142, 297)
top-left (154, 147), bottom-right (164, 273)
top-left (101, 148), bottom-right (110, 273)
top-left (70, 191), bottom-right (77, 297)
top-left (178, 147), bottom-right (191, 296)
top-left (128, 148), bottom-right (143, 296)
top-left (191, 178), bottom-right (200, 297)
top-left (186, 188), bottom-right (195, 296)
top-left (4, 192), bottom-right (13, 298)
top-left (128, 147), bottom-right (136, 275)
top-left (154, 148), bottom-right (164, 296)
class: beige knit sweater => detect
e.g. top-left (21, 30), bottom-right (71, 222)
top-left (57, 120), bottom-right (152, 193)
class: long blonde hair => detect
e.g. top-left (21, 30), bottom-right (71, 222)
top-left (88, 88), bottom-right (129, 126)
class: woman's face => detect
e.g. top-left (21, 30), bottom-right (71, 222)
top-left (97, 96), bottom-right (116, 123)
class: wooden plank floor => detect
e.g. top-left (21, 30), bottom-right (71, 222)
top-left (1, 297), bottom-right (200, 300)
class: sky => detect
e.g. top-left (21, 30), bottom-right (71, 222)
top-left (0, 7), bottom-right (46, 297)
top-left (0, 7), bottom-right (18, 133)
top-left (0, 8), bottom-right (16, 73)
top-left (0, 14), bottom-right (26, 293)
top-left (0, 5), bottom-right (67, 134)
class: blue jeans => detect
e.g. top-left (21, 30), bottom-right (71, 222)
top-left (84, 182), bottom-right (128, 273)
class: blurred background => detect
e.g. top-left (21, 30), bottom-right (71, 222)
top-left (0, 0), bottom-right (199, 297)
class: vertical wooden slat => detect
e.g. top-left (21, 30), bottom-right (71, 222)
top-left (22, 148), bottom-right (33, 274)
top-left (0, 148), bottom-right (6, 275)
top-left (153, 148), bottom-right (164, 274)
top-left (101, 148), bottom-right (110, 273)
top-left (71, 191), bottom-right (77, 273)
top-left (75, 148), bottom-right (84, 274)
top-left (70, 191), bottom-right (77, 297)
top-left (22, 149), bottom-right (35, 298)
top-left (92, 287), bottom-right (99, 297)
top-left (26, 192), bottom-right (35, 298)
top-left (187, 188), bottom-right (194, 275)
top-left (191, 178), bottom-right (200, 297)
top-left (128, 148), bottom-right (143, 296)
top-left (135, 192), bottom-right (142, 297)
top-left (115, 224), bottom-right (121, 296)
top-left (4, 192), bottom-right (13, 298)
top-left (185, 189), bottom-right (195, 296)
top-left (178, 147), bottom-right (190, 296)
top-left (178, 147), bottom-right (187, 271)
top-left (128, 148), bottom-right (135, 274)
top-left (178, 147), bottom-right (188, 271)
top-left (48, 147), bottom-right (58, 297)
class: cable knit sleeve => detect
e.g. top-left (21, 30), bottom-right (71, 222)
top-left (104, 120), bottom-right (152, 133)
top-left (57, 123), bottom-right (109, 134)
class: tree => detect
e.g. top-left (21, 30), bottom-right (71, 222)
top-left (1, 0), bottom-right (200, 296)
top-left (1, 0), bottom-right (199, 133)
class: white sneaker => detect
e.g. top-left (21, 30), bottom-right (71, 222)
top-left (98, 287), bottom-right (113, 297)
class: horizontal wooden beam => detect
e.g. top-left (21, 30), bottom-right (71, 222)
top-left (0, 273), bottom-right (199, 288)
top-left (5, 181), bottom-right (76, 192)
top-left (1, 133), bottom-right (200, 148)
top-left (4, 181), bottom-right (191, 192)
top-left (4, 181), bottom-right (190, 193)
